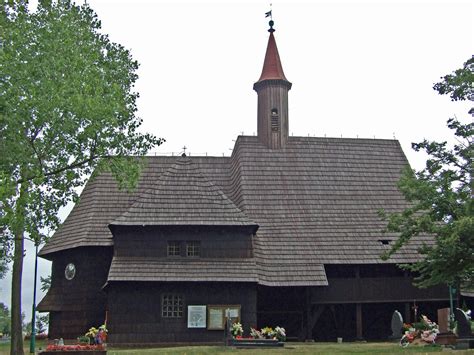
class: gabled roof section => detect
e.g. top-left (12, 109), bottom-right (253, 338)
top-left (110, 156), bottom-right (257, 228)
top-left (256, 32), bottom-right (288, 82)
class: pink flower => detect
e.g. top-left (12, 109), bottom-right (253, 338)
top-left (421, 330), bottom-right (436, 343)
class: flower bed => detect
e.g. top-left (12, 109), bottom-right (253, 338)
top-left (41, 352), bottom-right (106, 355)
top-left (40, 344), bottom-right (106, 354)
top-left (40, 323), bottom-right (108, 354)
top-left (229, 323), bottom-right (286, 348)
top-left (46, 344), bottom-right (106, 351)
top-left (250, 325), bottom-right (286, 341)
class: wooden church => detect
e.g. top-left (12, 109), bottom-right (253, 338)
top-left (38, 20), bottom-right (449, 344)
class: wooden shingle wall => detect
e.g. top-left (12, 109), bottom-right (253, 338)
top-left (38, 247), bottom-right (112, 338)
top-left (112, 226), bottom-right (253, 258)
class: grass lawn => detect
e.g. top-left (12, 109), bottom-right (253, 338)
top-left (1, 341), bottom-right (473, 355)
top-left (0, 339), bottom-right (47, 355)
top-left (106, 342), bottom-right (474, 355)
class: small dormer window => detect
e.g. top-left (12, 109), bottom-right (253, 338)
top-left (378, 239), bottom-right (390, 245)
top-left (271, 108), bottom-right (279, 132)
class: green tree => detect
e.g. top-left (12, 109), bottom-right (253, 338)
top-left (0, 235), bottom-right (8, 279)
top-left (40, 275), bottom-right (51, 293)
top-left (36, 314), bottom-right (49, 334)
top-left (1, 1), bottom-right (163, 353)
top-left (381, 56), bottom-right (473, 289)
top-left (0, 303), bottom-right (11, 336)
top-left (23, 314), bottom-right (48, 335)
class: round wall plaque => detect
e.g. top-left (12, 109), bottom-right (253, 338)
top-left (65, 263), bottom-right (76, 280)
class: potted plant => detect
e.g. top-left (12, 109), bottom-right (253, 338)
top-left (230, 322), bottom-right (243, 338)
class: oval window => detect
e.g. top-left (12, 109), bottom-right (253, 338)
top-left (64, 263), bottom-right (76, 280)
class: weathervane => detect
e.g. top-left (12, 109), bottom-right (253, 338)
top-left (265, 4), bottom-right (274, 32)
top-left (181, 146), bottom-right (187, 157)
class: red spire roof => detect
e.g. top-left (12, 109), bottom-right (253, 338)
top-left (256, 32), bottom-right (288, 82)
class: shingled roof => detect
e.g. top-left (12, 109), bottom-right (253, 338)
top-left (107, 257), bottom-right (259, 283)
top-left (38, 156), bottom-right (231, 256)
top-left (37, 288), bottom-right (63, 312)
top-left (230, 137), bottom-right (432, 285)
top-left (255, 31), bottom-right (289, 83)
top-left (40, 136), bottom-right (431, 286)
top-left (110, 156), bottom-right (257, 228)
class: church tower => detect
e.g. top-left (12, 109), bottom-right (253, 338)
top-left (253, 20), bottom-right (292, 149)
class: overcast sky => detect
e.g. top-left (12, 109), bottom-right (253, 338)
top-left (1, 0), bottom-right (472, 324)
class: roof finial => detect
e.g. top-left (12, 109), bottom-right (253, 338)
top-left (268, 20), bottom-right (275, 33)
top-left (265, 4), bottom-right (274, 33)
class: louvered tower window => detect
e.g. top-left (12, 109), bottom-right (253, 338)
top-left (271, 108), bottom-right (279, 131)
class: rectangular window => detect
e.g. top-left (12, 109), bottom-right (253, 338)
top-left (162, 294), bottom-right (184, 318)
top-left (167, 241), bottom-right (181, 256)
top-left (186, 241), bottom-right (200, 257)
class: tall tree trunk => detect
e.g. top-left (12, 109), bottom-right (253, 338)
top-left (11, 228), bottom-right (24, 355)
top-left (11, 182), bottom-right (27, 355)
